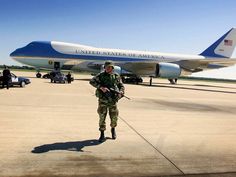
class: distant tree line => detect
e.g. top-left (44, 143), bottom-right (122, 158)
top-left (0, 65), bottom-right (35, 70)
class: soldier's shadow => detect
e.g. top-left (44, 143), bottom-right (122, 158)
top-left (31, 139), bottom-right (102, 153)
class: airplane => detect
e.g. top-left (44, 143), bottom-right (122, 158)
top-left (10, 28), bottom-right (236, 85)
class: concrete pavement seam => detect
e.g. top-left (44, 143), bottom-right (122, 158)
top-left (119, 115), bottom-right (185, 175)
top-left (162, 171), bottom-right (236, 177)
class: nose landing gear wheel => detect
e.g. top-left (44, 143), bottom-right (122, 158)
top-left (36, 72), bottom-right (42, 78)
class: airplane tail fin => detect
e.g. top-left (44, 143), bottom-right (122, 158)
top-left (200, 28), bottom-right (236, 58)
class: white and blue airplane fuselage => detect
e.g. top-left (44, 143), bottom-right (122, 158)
top-left (10, 28), bottom-right (236, 82)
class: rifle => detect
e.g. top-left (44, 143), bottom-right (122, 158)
top-left (109, 88), bottom-right (131, 100)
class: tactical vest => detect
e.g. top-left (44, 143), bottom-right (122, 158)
top-left (96, 72), bottom-right (119, 101)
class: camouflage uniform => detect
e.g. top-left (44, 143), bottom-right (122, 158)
top-left (90, 70), bottom-right (125, 131)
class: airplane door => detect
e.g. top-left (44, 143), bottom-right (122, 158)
top-left (54, 62), bottom-right (60, 70)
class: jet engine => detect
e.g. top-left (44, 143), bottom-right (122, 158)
top-left (156, 63), bottom-right (181, 79)
top-left (101, 65), bottom-right (130, 75)
top-left (113, 66), bottom-right (122, 75)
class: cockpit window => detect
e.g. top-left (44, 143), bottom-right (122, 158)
top-left (28, 43), bottom-right (34, 47)
top-left (26, 42), bottom-right (36, 48)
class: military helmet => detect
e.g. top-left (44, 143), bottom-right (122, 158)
top-left (104, 61), bottom-right (114, 69)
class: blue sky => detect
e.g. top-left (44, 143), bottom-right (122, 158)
top-left (0, 0), bottom-right (236, 79)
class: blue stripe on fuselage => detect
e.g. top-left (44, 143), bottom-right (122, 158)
top-left (10, 41), bottom-right (154, 62)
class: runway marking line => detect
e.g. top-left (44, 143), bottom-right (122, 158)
top-left (119, 115), bottom-right (185, 175)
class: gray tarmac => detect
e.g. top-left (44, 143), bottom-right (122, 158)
top-left (0, 71), bottom-right (236, 177)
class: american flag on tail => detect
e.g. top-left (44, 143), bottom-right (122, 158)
top-left (224, 39), bottom-right (233, 46)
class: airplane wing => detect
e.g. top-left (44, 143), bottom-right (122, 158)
top-left (121, 62), bottom-right (157, 76)
top-left (121, 58), bottom-right (236, 76)
top-left (175, 58), bottom-right (236, 73)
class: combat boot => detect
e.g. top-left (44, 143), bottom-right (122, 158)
top-left (111, 128), bottom-right (116, 139)
top-left (98, 130), bottom-right (105, 142)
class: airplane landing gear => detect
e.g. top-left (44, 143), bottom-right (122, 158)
top-left (149, 76), bottom-right (153, 86)
top-left (121, 75), bottom-right (143, 84)
top-left (36, 72), bottom-right (42, 78)
top-left (168, 78), bottom-right (178, 84)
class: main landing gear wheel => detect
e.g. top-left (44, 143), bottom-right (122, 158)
top-left (121, 75), bottom-right (143, 85)
top-left (168, 78), bottom-right (178, 84)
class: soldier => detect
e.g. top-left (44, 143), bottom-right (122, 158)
top-left (66, 72), bottom-right (72, 83)
top-left (90, 61), bottom-right (125, 142)
top-left (2, 65), bottom-right (11, 89)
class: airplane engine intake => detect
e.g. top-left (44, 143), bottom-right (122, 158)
top-left (113, 66), bottom-right (122, 75)
top-left (101, 65), bottom-right (129, 75)
top-left (156, 63), bottom-right (181, 78)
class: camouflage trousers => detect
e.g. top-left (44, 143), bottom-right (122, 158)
top-left (97, 100), bottom-right (119, 131)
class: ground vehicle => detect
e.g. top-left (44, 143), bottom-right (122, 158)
top-left (45, 71), bottom-right (74, 83)
top-left (52, 72), bottom-right (67, 83)
top-left (0, 73), bottom-right (31, 87)
top-left (42, 73), bottom-right (51, 79)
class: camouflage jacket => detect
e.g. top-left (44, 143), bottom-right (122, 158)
top-left (90, 71), bottom-right (125, 102)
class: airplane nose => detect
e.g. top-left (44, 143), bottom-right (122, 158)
top-left (10, 47), bottom-right (26, 58)
top-left (10, 50), bottom-right (17, 57)
top-left (10, 48), bottom-right (23, 57)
